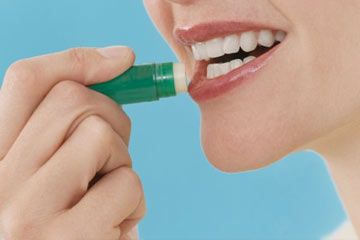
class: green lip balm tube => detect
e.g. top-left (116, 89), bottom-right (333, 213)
top-left (89, 62), bottom-right (188, 104)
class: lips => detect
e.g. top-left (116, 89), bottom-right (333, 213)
top-left (174, 22), bottom-right (286, 102)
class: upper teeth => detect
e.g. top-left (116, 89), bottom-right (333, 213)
top-left (257, 30), bottom-right (275, 47)
top-left (191, 30), bottom-right (285, 61)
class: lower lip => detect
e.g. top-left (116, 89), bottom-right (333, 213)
top-left (188, 44), bottom-right (281, 102)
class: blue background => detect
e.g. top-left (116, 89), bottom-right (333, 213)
top-left (0, 1), bottom-right (347, 239)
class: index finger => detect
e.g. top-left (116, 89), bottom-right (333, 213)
top-left (0, 46), bottom-right (134, 159)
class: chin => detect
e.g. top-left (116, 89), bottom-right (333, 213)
top-left (198, 90), bottom-right (301, 173)
top-left (200, 119), bottom-right (285, 173)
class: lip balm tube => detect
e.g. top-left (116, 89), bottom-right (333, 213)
top-left (89, 62), bottom-right (188, 104)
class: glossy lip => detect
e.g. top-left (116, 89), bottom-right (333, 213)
top-left (174, 21), bottom-right (286, 102)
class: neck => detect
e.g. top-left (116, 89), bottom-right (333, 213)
top-left (309, 119), bottom-right (360, 235)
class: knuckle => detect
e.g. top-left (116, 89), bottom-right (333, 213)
top-left (68, 47), bottom-right (87, 70)
top-left (4, 60), bottom-right (38, 90)
top-left (81, 115), bottom-right (114, 147)
top-left (135, 199), bottom-right (147, 221)
top-left (76, 116), bottom-right (123, 177)
top-left (0, 207), bottom-right (35, 239)
top-left (119, 168), bottom-right (143, 195)
top-left (49, 80), bottom-right (91, 111)
top-left (67, 47), bottom-right (98, 80)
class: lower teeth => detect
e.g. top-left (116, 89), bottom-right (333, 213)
top-left (207, 56), bottom-right (256, 79)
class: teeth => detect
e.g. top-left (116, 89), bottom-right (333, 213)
top-left (206, 56), bottom-right (254, 79)
top-left (243, 56), bottom-right (256, 64)
top-left (230, 59), bottom-right (243, 70)
top-left (192, 42), bottom-right (209, 61)
top-left (213, 64), bottom-right (223, 78)
top-left (223, 34), bottom-right (241, 54)
top-left (206, 59), bottom-right (245, 79)
top-left (210, 64), bottom-right (223, 78)
top-left (206, 64), bottom-right (215, 79)
top-left (258, 30), bottom-right (275, 47)
top-left (275, 30), bottom-right (286, 42)
top-left (240, 31), bottom-right (257, 52)
top-left (191, 29), bottom-right (286, 62)
top-left (219, 62), bottom-right (230, 75)
top-left (191, 29), bottom-right (283, 80)
top-left (207, 63), bottom-right (229, 79)
top-left (207, 56), bottom-right (255, 79)
top-left (206, 38), bottom-right (224, 58)
top-left (191, 45), bottom-right (201, 60)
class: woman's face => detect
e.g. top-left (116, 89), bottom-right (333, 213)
top-left (144, 0), bottom-right (360, 172)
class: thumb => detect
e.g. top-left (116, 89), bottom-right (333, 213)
top-left (87, 46), bottom-right (135, 84)
top-left (66, 46), bottom-right (135, 85)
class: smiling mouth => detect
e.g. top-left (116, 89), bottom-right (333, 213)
top-left (174, 22), bottom-right (287, 102)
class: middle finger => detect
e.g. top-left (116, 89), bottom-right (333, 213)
top-left (2, 81), bottom-right (131, 187)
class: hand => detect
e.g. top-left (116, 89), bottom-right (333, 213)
top-left (0, 46), bottom-right (145, 240)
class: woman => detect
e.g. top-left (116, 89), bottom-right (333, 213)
top-left (0, 0), bottom-right (359, 239)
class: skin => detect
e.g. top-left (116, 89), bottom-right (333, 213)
top-left (144, 0), bottom-right (360, 235)
top-left (0, 47), bottom-right (144, 239)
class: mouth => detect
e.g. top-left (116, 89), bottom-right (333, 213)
top-left (174, 22), bottom-right (287, 102)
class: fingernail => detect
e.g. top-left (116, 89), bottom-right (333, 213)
top-left (97, 46), bottom-right (131, 59)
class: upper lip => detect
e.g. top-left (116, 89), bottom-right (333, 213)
top-left (174, 21), bottom-right (278, 46)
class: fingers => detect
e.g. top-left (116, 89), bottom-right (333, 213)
top-left (2, 81), bottom-right (131, 186)
top-left (0, 116), bottom-right (143, 240)
top-left (7, 116), bottom-right (132, 218)
top-left (0, 46), bottom-right (135, 160)
top-left (50, 168), bottom-right (145, 240)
